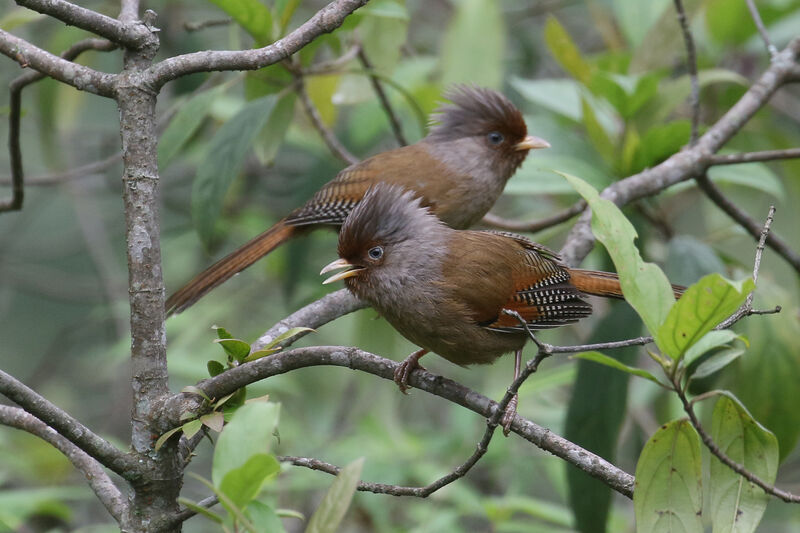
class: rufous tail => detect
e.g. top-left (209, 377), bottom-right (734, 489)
top-left (166, 220), bottom-right (296, 316)
top-left (569, 269), bottom-right (685, 300)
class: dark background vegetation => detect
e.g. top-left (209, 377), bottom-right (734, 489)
top-left (1, 0), bottom-right (799, 531)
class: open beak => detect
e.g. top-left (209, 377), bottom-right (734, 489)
top-left (514, 135), bottom-right (550, 151)
top-left (320, 258), bottom-right (363, 285)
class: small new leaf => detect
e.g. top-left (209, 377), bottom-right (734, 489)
top-left (181, 385), bottom-right (211, 402)
top-left (154, 426), bottom-right (183, 452)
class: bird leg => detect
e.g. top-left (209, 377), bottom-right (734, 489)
top-left (501, 348), bottom-right (522, 436)
top-left (393, 348), bottom-right (428, 394)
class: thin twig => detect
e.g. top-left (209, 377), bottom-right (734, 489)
top-left (708, 148), bottom-right (800, 165)
top-left (672, 0), bottom-right (700, 145)
top-left (0, 406), bottom-right (125, 522)
top-left (0, 151), bottom-right (122, 187)
top-left (293, 68), bottom-right (359, 165)
top-left (717, 205), bottom-right (774, 329)
top-left (482, 201), bottom-right (587, 233)
top-left (696, 174), bottom-right (800, 274)
top-left (1, 38), bottom-right (116, 212)
top-left (744, 0), bottom-right (778, 58)
top-left (170, 495), bottom-right (220, 525)
top-left (357, 47), bottom-right (408, 146)
top-left (304, 44), bottom-right (362, 75)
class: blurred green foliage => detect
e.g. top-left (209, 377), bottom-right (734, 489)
top-left (1, 0), bottom-right (800, 531)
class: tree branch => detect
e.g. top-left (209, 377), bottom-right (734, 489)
top-left (161, 347), bottom-right (635, 498)
top-left (0, 405), bottom-right (126, 522)
top-left (0, 30), bottom-right (116, 96)
top-left (672, 0), bottom-right (700, 145)
top-left (708, 147), bottom-right (800, 165)
top-left (744, 0), bottom-right (778, 57)
top-left (14, 0), bottom-right (154, 50)
top-left (144, 0), bottom-right (369, 88)
top-left (482, 201), bottom-right (586, 233)
top-left (559, 37), bottom-right (800, 267)
top-left (0, 370), bottom-right (145, 479)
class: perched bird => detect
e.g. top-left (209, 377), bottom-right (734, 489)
top-left (166, 86), bottom-right (549, 315)
top-left (321, 184), bottom-right (684, 433)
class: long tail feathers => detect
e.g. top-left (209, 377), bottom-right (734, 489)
top-left (166, 220), bottom-right (296, 316)
top-left (569, 269), bottom-right (685, 300)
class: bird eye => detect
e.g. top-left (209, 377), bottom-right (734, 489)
top-left (368, 246), bottom-right (384, 261)
top-left (487, 131), bottom-right (504, 145)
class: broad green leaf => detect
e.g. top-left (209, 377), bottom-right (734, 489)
top-left (182, 419), bottom-right (203, 440)
top-left (655, 274), bottom-right (754, 361)
top-left (208, 0), bottom-right (273, 45)
top-left (634, 419), bottom-right (703, 533)
top-left (192, 95), bottom-right (279, 245)
top-left (158, 86), bottom-right (224, 169)
top-left (558, 172), bottom-right (675, 335)
top-left (177, 497), bottom-right (226, 524)
top-left (706, 163), bottom-right (785, 200)
top-left (634, 120), bottom-right (690, 172)
top-left (215, 326), bottom-right (234, 340)
top-left (665, 236), bottom-right (726, 286)
top-left (212, 402), bottom-right (280, 486)
top-left (208, 360), bottom-right (226, 377)
top-left (243, 348), bottom-right (281, 362)
top-left (305, 74), bottom-right (341, 126)
top-left (705, 0), bottom-right (754, 45)
top-left (247, 501), bottom-right (287, 533)
top-left (219, 454), bottom-right (281, 508)
top-left (190, 473), bottom-right (258, 533)
top-left (544, 16), bottom-right (591, 84)
top-left (214, 338), bottom-right (252, 363)
top-left (581, 98), bottom-right (615, 167)
top-left (359, 0), bottom-right (408, 73)
top-left (683, 330), bottom-right (743, 368)
top-left (254, 92), bottom-right (296, 165)
top-left (440, 0), bottom-right (504, 88)
top-left (305, 458), bottom-right (364, 533)
top-left (690, 348), bottom-right (745, 381)
top-left (710, 394), bottom-right (778, 533)
top-left (154, 426), bottom-right (183, 452)
top-left (573, 351), bottom-right (665, 386)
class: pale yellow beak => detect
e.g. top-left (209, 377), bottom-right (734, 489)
top-left (514, 135), bottom-right (551, 151)
top-left (320, 258), bottom-right (363, 285)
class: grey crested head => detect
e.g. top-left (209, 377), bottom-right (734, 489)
top-left (338, 183), bottom-right (445, 260)
top-left (427, 85), bottom-right (528, 143)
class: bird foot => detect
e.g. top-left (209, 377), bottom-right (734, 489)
top-left (501, 394), bottom-right (519, 436)
top-left (393, 349), bottom-right (428, 394)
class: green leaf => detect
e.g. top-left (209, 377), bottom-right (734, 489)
top-left (208, 360), bottom-right (226, 377)
top-left (544, 16), bottom-right (591, 84)
top-left (572, 351), bottom-right (665, 387)
top-left (305, 458), bottom-right (364, 533)
top-left (634, 419), bottom-right (703, 533)
top-left (277, 508), bottom-right (305, 520)
top-left (710, 393), bottom-right (779, 533)
top-left (190, 473), bottom-right (259, 533)
top-left (158, 86), bottom-right (224, 169)
top-left (706, 163), bottom-right (786, 200)
top-left (558, 171), bottom-right (675, 335)
top-left (214, 325), bottom-right (234, 340)
top-left (440, 0), bottom-right (504, 88)
top-left (154, 426), bottom-right (183, 452)
top-left (254, 92), bottom-right (296, 165)
top-left (683, 330), bottom-right (744, 368)
top-left (208, 0), bottom-right (273, 45)
top-left (214, 338), bottom-right (252, 363)
top-left (182, 419), bottom-right (204, 440)
top-left (690, 348), bottom-right (745, 381)
top-left (655, 274), bottom-right (754, 362)
top-left (705, 0), bottom-right (754, 45)
top-left (243, 348), bottom-right (281, 363)
top-left (219, 454), bottom-right (281, 508)
top-left (247, 501), bottom-right (287, 533)
top-left (634, 120), bottom-right (690, 172)
top-left (581, 98), bottom-right (615, 167)
top-left (192, 95), bottom-right (279, 245)
top-left (177, 497), bottom-right (226, 524)
top-left (212, 402), bottom-right (280, 486)
top-left (200, 411), bottom-right (225, 433)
